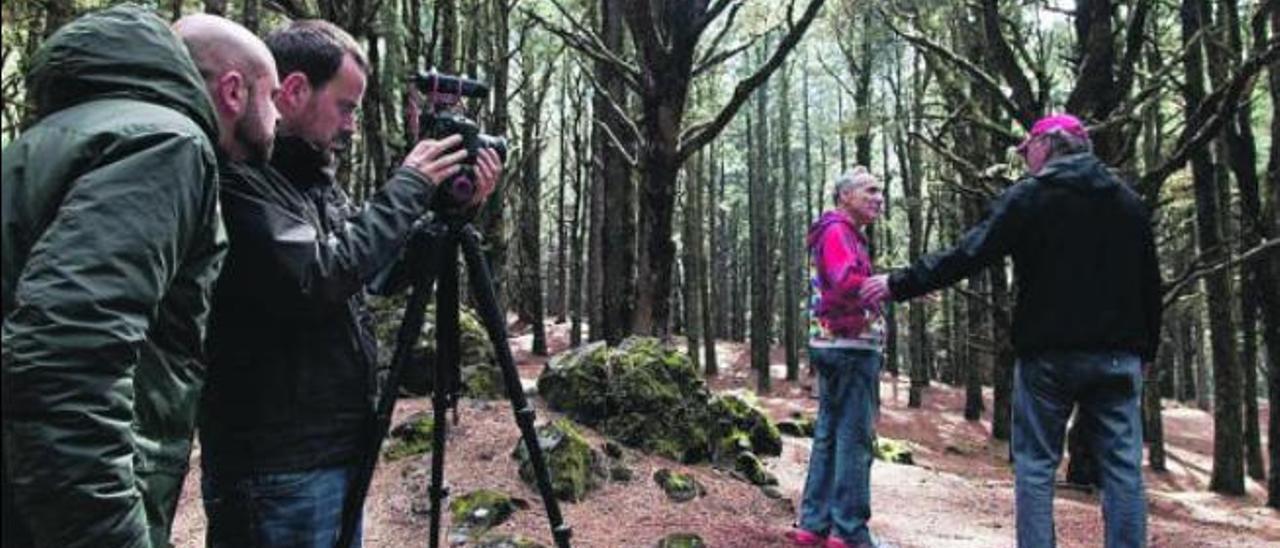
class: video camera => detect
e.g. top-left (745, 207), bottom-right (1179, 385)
top-left (412, 71), bottom-right (508, 214)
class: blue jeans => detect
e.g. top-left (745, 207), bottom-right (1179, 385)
top-left (202, 464), bottom-right (363, 548)
top-left (799, 347), bottom-right (880, 544)
top-left (1013, 352), bottom-right (1146, 548)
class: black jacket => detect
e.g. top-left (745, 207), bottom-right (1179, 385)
top-left (200, 136), bottom-right (436, 473)
top-left (889, 153), bottom-right (1162, 361)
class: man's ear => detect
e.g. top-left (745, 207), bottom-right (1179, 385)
top-left (215, 70), bottom-right (246, 117)
top-left (277, 71), bottom-right (311, 114)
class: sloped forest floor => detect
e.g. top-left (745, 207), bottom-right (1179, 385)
top-left (173, 321), bottom-right (1277, 547)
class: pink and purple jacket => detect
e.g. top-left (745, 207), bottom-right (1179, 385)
top-left (807, 210), bottom-right (885, 349)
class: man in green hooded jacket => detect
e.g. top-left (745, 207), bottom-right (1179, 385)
top-left (1, 5), bottom-right (230, 547)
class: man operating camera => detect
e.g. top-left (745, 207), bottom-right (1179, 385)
top-left (198, 20), bottom-right (501, 548)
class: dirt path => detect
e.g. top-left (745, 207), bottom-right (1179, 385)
top-left (171, 324), bottom-right (1278, 547)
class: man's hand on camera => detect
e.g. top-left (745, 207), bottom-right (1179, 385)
top-left (403, 134), bottom-right (467, 186)
top-left (470, 147), bottom-right (502, 208)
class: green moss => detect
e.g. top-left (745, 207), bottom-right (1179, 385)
top-left (653, 468), bottom-right (705, 503)
top-left (709, 394), bottom-right (783, 458)
top-left (367, 297), bottom-right (500, 398)
top-left (384, 412), bottom-right (434, 461)
top-left (656, 533), bottom-right (707, 548)
top-left (474, 534), bottom-right (547, 548)
top-left (513, 419), bottom-right (604, 502)
top-left (875, 437), bottom-right (915, 465)
top-left (449, 489), bottom-right (518, 532)
top-left (734, 452), bottom-right (778, 486)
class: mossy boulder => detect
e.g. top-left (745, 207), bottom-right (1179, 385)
top-left (367, 295), bottom-right (501, 399)
top-left (449, 489), bottom-right (523, 535)
top-left (385, 412), bottom-right (434, 461)
top-left (653, 468), bottom-right (706, 503)
top-left (777, 415), bottom-right (816, 438)
top-left (708, 392), bottom-right (783, 459)
top-left (656, 533), bottom-right (707, 548)
top-left (538, 337), bottom-right (783, 465)
top-left (474, 535), bottom-right (547, 548)
top-left (875, 437), bottom-right (915, 465)
top-left (734, 452), bottom-right (778, 486)
top-left (512, 419), bottom-right (605, 502)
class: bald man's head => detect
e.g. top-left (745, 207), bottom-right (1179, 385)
top-left (174, 14), bottom-right (279, 164)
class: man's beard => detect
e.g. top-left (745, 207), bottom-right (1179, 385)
top-left (235, 97), bottom-right (274, 165)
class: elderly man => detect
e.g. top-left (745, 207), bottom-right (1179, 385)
top-left (1, 6), bottom-right (276, 548)
top-left (861, 114), bottom-right (1161, 548)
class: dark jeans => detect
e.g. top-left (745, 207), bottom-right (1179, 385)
top-left (202, 464), bottom-right (363, 548)
top-left (798, 347), bottom-right (881, 544)
top-left (1013, 351), bottom-right (1146, 548)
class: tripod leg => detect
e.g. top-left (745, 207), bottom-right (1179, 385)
top-left (336, 250), bottom-right (440, 548)
top-left (428, 232), bottom-right (462, 548)
top-left (458, 225), bottom-right (573, 548)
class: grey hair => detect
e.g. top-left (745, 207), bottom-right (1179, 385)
top-left (832, 166), bottom-right (876, 206)
top-left (1041, 129), bottom-right (1093, 159)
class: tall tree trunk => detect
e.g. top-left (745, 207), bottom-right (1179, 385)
top-left (597, 0), bottom-right (635, 345)
top-left (555, 63), bottom-right (570, 323)
top-left (361, 34), bottom-right (388, 199)
top-left (699, 145), bottom-right (717, 376)
top-left (749, 69), bottom-right (774, 393)
top-left (1266, 5), bottom-right (1280, 510)
top-left (1146, 329), bottom-right (1169, 472)
top-left (569, 85), bottom-right (587, 347)
top-left (682, 154), bottom-right (702, 372)
top-left (479, 0), bottom-right (511, 311)
top-left (435, 0), bottom-right (458, 73)
top-left (1181, 0), bottom-right (1244, 496)
top-left (781, 62), bottom-right (800, 381)
top-left (1214, 0), bottom-right (1268, 483)
top-left (990, 261), bottom-right (1015, 441)
top-left (516, 58), bottom-right (549, 356)
top-left (171, 0), bottom-right (184, 22)
top-left (242, 0), bottom-right (260, 33)
top-left (902, 127), bottom-right (927, 408)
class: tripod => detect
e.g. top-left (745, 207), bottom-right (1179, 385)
top-left (335, 218), bottom-right (572, 548)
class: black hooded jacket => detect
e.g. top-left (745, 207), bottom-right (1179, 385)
top-left (888, 153), bottom-right (1162, 361)
top-left (200, 136), bottom-right (436, 474)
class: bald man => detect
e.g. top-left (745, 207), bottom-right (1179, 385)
top-left (174, 14), bottom-right (280, 164)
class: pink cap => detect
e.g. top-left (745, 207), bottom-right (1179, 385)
top-left (1028, 114), bottom-right (1088, 139)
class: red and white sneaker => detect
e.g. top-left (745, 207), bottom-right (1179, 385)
top-left (785, 528), bottom-right (825, 546)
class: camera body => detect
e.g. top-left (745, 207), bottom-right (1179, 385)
top-left (412, 71), bottom-right (507, 214)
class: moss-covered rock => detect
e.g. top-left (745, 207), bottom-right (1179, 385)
top-left (449, 489), bottom-right (521, 533)
top-left (473, 534), bottom-right (547, 548)
top-left (656, 533), bottom-right (707, 548)
top-left (538, 337), bottom-right (785, 465)
top-left (734, 452), bottom-right (778, 486)
top-left (512, 419), bottom-right (605, 502)
top-left (709, 392), bottom-right (782, 459)
top-left (368, 295), bottom-right (501, 399)
top-left (653, 468), bottom-right (705, 503)
top-left (875, 437), bottom-right (915, 465)
top-left (537, 341), bottom-right (612, 423)
top-left (777, 415), bottom-right (816, 438)
top-left (385, 411), bottom-right (434, 461)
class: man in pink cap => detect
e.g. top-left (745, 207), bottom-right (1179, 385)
top-left (861, 114), bottom-right (1160, 548)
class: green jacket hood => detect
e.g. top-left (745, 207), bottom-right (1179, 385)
top-left (27, 4), bottom-right (218, 142)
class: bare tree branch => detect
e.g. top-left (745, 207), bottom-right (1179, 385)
top-left (1162, 238), bottom-right (1280, 309)
top-left (693, 0), bottom-right (747, 71)
top-left (678, 0), bottom-right (825, 161)
top-left (1138, 39), bottom-right (1279, 202)
top-left (571, 56), bottom-right (644, 151)
top-left (526, 1), bottom-right (643, 91)
top-left (881, 7), bottom-right (1026, 127)
top-left (979, 0), bottom-right (1038, 127)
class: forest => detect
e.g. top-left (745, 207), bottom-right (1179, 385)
top-left (2, 0), bottom-right (1278, 546)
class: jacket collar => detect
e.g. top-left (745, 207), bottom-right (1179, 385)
top-left (271, 135), bottom-right (336, 190)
